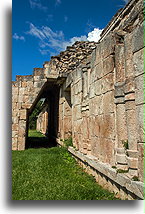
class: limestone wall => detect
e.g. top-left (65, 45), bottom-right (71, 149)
top-left (59, 0), bottom-right (144, 181)
top-left (12, 0), bottom-right (144, 189)
top-left (12, 69), bottom-right (47, 150)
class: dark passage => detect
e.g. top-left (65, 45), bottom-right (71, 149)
top-left (27, 130), bottom-right (54, 149)
top-left (25, 81), bottom-right (60, 149)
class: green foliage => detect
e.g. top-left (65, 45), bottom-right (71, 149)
top-left (29, 100), bottom-right (43, 130)
top-left (28, 130), bottom-right (45, 138)
top-left (122, 140), bottom-right (129, 150)
top-left (63, 137), bottom-right (73, 148)
top-left (12, 147), bottom-right (119, 200)
top-left (112, 166), bottom-right (117, 169)
top-left (132, 176), bottom-right (140, 181)
top-left (117, 169), bottom-right (129, 174)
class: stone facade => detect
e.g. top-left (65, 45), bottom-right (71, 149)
top-left (12, 0), bottom-right (144, 199)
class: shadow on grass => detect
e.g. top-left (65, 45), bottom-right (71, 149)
top-left (27, 137), bottom-right (54, 149)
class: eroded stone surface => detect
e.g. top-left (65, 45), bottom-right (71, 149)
top-left (12, 0), bottom-right (144, 196)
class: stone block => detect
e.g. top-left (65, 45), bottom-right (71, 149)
top-left (101, 33), bottom-right (115, 59)
top-left (125, 93), bottom-right (135, 101)
top-left (100, 113), bottom-right (115, 139)
top-left (114, 82), bottom-right (125, 97)
top-left (125, 100), bottom-right (135, 111)
top-left (12, 102), bottom-right (18, 110)
top-left (124, 59), bottom-right (134, 78)
top-left (23, 96), bottom-right (29, 103)
top-left (17, 137), bottom-right (25, 150)
top-left (124, 29), bottom-right (133, 59)
top-left (12, 124), bottom-right (18, 131)
top-left (95, 44), bottom-right (102, 65)
top-left (137, 143), bottom-right (144, 182)
top-left (21, 103), bottom-right (31, 109)
top-left (12, 116), bottom-right (18, 124)
top-left (89, 82), bottom-right (96, 99)
top-left (102, 73), bottom-right (114, 94)
top-left (18, 95), bottom-right (24, 103)
top-left (21, 81), bottom-right (28, 88)
top-left (19, 120), bottom-right (26, 135)
top-left (135, 74), bottom-right (144, 105)
top-left (63, 116), bottom-right (72, 135)
top-left (116, 154), bottom-right (127, 164)
top-left (73, 105), bottom-right (82, 120)
top-left (81, 117), bottom-right (89, 139)
top-left (82, 72), bottom-right (88, 98)
top-left (107, 168), bottom-right (117, 181)
top-left (93, 62), bottom-right (103, 80)
top-left (102, 91), bottom-right (115, 114)
top-left (102, 55), bottom-right (114, 76)
top-left (34, 76), bottom-right (41, 82)
top-left (89, 116), bottom-right (100, 137)
top-left (126, 109), bottom-right (137, 150)
top-left (19, 88), bottom-right (25, 95)
top-left (115, 45), bottom-right (125, 82)
top-left (124, 77), bottom-right (135, 94)
top-left (126, 181), bottom-right (144, 199)
top-left (89, 67), bottom-right (96, 85)
top-left (126, 150), bottom-right (138, 158)
top-left (114, 97), bottom-right (125, 104)
top-left (12, 95), bottom-right (18, 103)
top-left (116, 173), bottom-right (131, 187)
top-left (98, 138), bottom-right (115, 165)
top-left (136, 104), bottom-right (144, 143)
top-left (94, 79), bottom-right (102, 96)
top-left (20, 109), bottom-right (27, 120)
top-left (127, 157), bottom-right (138, 169)
top-left (132, 23), bottom-right (144, 53)
top-left (12, 137), bottom-right (18, 150)
top-left (12, 131), bottom-right (18, 138)
top-left (116, 148), bottom-right (125, 154)
top-left (89, 96), bottom-right (102, 116)
top-left (12, 87), bottom-right (18, 95)
top-left (116, 103), bottom-right (127, 146)
top-left (133, 49), bottom-right (144, 77)
top-left (74, 79), bottom-right (83, 95)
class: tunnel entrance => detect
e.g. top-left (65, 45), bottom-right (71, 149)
top-left (25, 81), bottom-right (60, 149)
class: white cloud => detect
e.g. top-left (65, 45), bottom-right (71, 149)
top-left (13, 33), bottom-right (25, 41)
top-left (123, 0), bottom-right (129, 3)
top-left (29, 0), bottom-right (48, 11)
top-left (26, 23), bottom-right (103, 56)
top-left (87, 28), bottom-right (103, 42)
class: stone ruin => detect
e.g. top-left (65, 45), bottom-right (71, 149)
top-left (12, 0), bottom-right (144, 199)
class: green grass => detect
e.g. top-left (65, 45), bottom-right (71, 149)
top-left (12, 147), bottom-right (119, 200)
top-left (12, 130), bottom-right (119, 200)
top-left (28, 130), bottom-right (45, 137)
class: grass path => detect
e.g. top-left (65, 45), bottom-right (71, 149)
top-left (12, 131), bottom-right (119, 200)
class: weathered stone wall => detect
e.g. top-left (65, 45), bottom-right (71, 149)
top-left (12, 0), bottom-right (144, 197)
top-left (57, 0), bottom-right (144, 181)
top-left (12, 69), bottom-right (47, 150)
top-left (36, 105), bottom-right (48, 135)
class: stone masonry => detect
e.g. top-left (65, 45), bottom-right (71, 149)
top-left (12, 0), bottom-right (144, 199)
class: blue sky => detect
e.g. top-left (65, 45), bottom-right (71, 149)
top-left (12, 0), bottom-right (128, 81)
